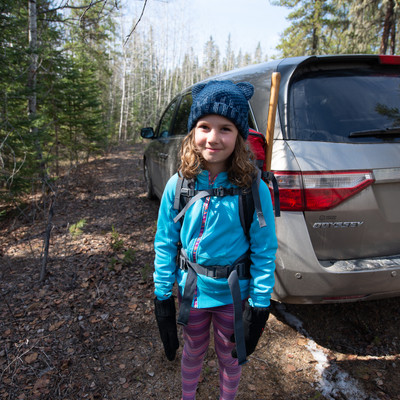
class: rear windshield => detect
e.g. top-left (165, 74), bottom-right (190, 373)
top-left (288, 67), bottom-right (400, 143)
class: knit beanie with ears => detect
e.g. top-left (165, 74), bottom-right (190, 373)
top-left (187, 80), bottom-right (254, 140)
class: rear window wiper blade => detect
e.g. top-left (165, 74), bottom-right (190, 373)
top-left (349, 127), bottom-right (400, 138)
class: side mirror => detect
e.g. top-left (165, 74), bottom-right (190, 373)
top-left (141, 127), bottom-right (155, 139)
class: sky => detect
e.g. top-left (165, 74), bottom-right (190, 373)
top-left (126, 0), bottom-right (291, 62)
top-left (189, 0), bottom-right (290, 58)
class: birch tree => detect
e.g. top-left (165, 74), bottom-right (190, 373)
top-left (119, 12), bottom-right (128, 141)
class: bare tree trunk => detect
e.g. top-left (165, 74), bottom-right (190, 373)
top-left (390, 18), bottom-right (396, 55)
top-left (118, 58), bottom-right (126, 141)
top-left (29, 0), bottom-right (53, 281)
top-left (380, 0), bottom-right (395, 54)
top-left (28, 0), bottom-right (38, 126)
top-left (108, 68), bottom-right (116, 143)
top-left (311, 0), bottom-right (322, 54)
top-left (118, 17), bottom-right (127, 142)
top-left (28, 0), bottom-right (46, 175)
top-left (55, 122), bottom-right (60, 176)
top-left (125, 62), bottom-right (132, 141)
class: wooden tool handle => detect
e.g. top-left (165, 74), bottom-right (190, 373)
top-left (265, 72), bottom-right (281, 171)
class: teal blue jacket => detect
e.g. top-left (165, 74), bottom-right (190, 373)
top-left (154, 170), bottom-right (278, 308)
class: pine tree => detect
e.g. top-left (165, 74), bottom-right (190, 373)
top-left (340, 0), bottom-right (400, 54)
top-left (1, 2), bottom-right (30, 195)
top-left (273, 0), bottom-right (400, 56)
top-left (338, 0), bottom-right (382, 53)
top-left (1, 0), bottom-right (65, 195)
top-left (203, 36), bottom-right (221, 78)
top-left (254, 42), bottom-right (263, 64)
top-left (273, 0), bottom-right (342, 56)
top-left (223, 34), bottom-right (236, 71)
top-left (62, 0), bottom-right (115, 158)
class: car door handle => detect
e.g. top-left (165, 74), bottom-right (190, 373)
top-left (159, 152), bottom-right (169, 159)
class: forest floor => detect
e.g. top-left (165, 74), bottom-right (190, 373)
top-left (1, 143), bottom-right (400, 400)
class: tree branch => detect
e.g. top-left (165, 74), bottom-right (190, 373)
top-left (124, 0), bottom-right (148, 47)
top-left (43, 0), bottom-right (119, 14)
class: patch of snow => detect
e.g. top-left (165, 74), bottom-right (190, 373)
top-left (274, 303), bottom-right (379, 400)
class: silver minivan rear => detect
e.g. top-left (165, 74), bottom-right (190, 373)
top-left (142, 54), bottom-right (400, 304)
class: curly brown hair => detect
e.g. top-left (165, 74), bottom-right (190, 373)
top-left (179, 129), bottom-right (256, 188)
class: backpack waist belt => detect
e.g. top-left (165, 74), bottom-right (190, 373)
top-left (177, 248), bottom-right (250, 365)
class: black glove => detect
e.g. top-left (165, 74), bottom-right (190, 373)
top-left (154, 297), bottom-right (179, 361)
top-left (231, 300), bottom-right (270, 359)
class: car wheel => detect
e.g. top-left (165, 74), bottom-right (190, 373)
top-left (144, 160), bottom-right (156, 199)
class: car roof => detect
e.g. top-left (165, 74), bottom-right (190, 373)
top-left (179, 54), bottom-right (400, 135)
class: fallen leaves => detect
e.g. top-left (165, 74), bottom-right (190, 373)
top-left (24, 352), bottom-right (38, 364)
top-left (33, 375), bottom-right (51, 393)
top-left (0, 145), bottom-right (160, 399)
top-left (49, 320), bottom-right (64, 332)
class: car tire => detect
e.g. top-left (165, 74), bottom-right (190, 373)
top-left (144, 160), bottom-right (156, 200)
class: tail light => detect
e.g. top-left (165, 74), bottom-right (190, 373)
top-left (270, 170), bottom-right (374, 211)
top-left (379, 55), bottom-right (400, 65)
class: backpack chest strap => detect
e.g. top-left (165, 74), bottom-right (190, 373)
top-left (181, 186), bottom-right (242, 198)
top-left (173, 181), bottom-right (243, 224)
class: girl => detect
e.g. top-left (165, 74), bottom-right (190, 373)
top-left (153, 80), bottom-right (278, 400)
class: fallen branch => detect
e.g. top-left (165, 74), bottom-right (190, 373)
top-left (40, 194), bottom-right (55, 282)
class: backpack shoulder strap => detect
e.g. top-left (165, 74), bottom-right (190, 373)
top-left (262, 171), bottom-right (281, 218)
top-left (252, 169), bottom-right (266, 228)
top-left (173, 174), bottom-right (185, 210)
top-left (173, 174), bottom-right (195, 209)
top-left (239, 169), bottom-right (266, 238)
top-left (239, 189), bottom-right (254, 239)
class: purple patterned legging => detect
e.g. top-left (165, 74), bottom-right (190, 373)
top-left (181, 303), bottom-right (242, 400)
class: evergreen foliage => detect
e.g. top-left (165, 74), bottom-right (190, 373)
top-left (273, 0), bottom-right (400, 56)
top-left (3, 0), bottom-right (399, 203)
top-left (272, 0), bottom-right (347, 56)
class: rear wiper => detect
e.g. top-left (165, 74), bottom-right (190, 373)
top-left (349, 127), bottom-right (400, 138)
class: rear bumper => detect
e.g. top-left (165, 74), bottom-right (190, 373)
top-left (273, 265), bottom-right (400, 304)
top-left (272, 212), bottom-right (400, 304)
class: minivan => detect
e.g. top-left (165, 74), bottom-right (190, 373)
top-left (141, 54), bottom-right (400, 304)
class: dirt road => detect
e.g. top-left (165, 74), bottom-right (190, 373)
top-left (1, 143), bottom-right (399, 400)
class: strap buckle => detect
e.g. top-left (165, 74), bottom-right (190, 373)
top-left (235, 262), bottom-right (250, 278)
top-left (179, 253), bottom-right (188, 271)
top-left (212, 266), bottom-right (230, 279)
top-left (181, 187), bottom-right (195, 197)
top-left (215, 187), bottom-right (225, 197)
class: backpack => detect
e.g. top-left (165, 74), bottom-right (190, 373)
top-left (248, 128), bottom-right (267, 170)
top-left (247, 129), bottom-right (280, 218)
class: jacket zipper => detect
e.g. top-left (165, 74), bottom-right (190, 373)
top-left (191, 175), bottom-right (216, 307)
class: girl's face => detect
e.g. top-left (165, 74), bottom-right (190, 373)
top-left (194, 114), bottom-right (238, 178)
